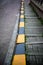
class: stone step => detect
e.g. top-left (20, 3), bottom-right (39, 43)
top-left (25, 28), bottom-right (43, 34)
top-left (26, 37), bottom-right (43, 43)
top-left (26, 34), bottom-right (42, 37)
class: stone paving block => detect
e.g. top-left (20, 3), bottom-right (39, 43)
top-left (26, 37), bottom-right (43, 43)
top-left (36, 56), bottom-right (43, 64)
top-left (25, 18), bottom-right (41, 23)
top-left (25, 28), bottom-right (43, 34)
top-left (29, 56), bottom-right (36, 63)
top-left (25, 22), bottom-right (42, 26)
top-left (26, 44), bottom-right (33, 53)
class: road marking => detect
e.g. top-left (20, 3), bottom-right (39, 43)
top-left (21, 2), bottom-right (24, 5)
top-left (21, 11), bottom-right (24, 14)
top-left (19, 22), bottom-right (24, 27)
top-left (21, 8), bottom-right (24, 11)
top-left (20, 15), bottom-right (24, 18)
top-left (16, 34), bottom-right (25, 43)
top-left (12, 54), bottom-right (26, 65)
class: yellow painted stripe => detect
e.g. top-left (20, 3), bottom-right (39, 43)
top-left (21, 11), bottom-right (24, 14)
top-left (22, 2), bottom-right (24, 3)
top-left (21, 8), bottom-right (24, 11)
top-left (21, 7), bottom-right (24, 9)
top-left (19, 22), bottom-right (24, 27)
top-left (12, 54), bottom-right (26, 65)
top-left (16, 34), bottom-right (25, 43)
top-left (21, 2), bottom-right (24, 5)
top-left (20, 15), bottom-right (24, 18)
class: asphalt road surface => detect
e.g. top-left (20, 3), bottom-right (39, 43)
top-left (0, 0), bottom-right (21, 65)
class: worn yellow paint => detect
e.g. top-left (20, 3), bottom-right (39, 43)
top-left (21, 8), bottom-right (24, 11)
top-left (22, 2), bottom-right (24, 3)
top-left (21, 11), bottom-right (24, 14)
top-left (19, 22), bottom-right (24, 27)
top-left (12, 54), bottom-right (26, 65)
top-left (21, 2), bottom-right (24, 5)
top-left (21, 7), bottom-right (24, 10)
top-left (20, 15), bottom-right (24, 18)
top-left (16, 34), bottom-right (25, 43)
